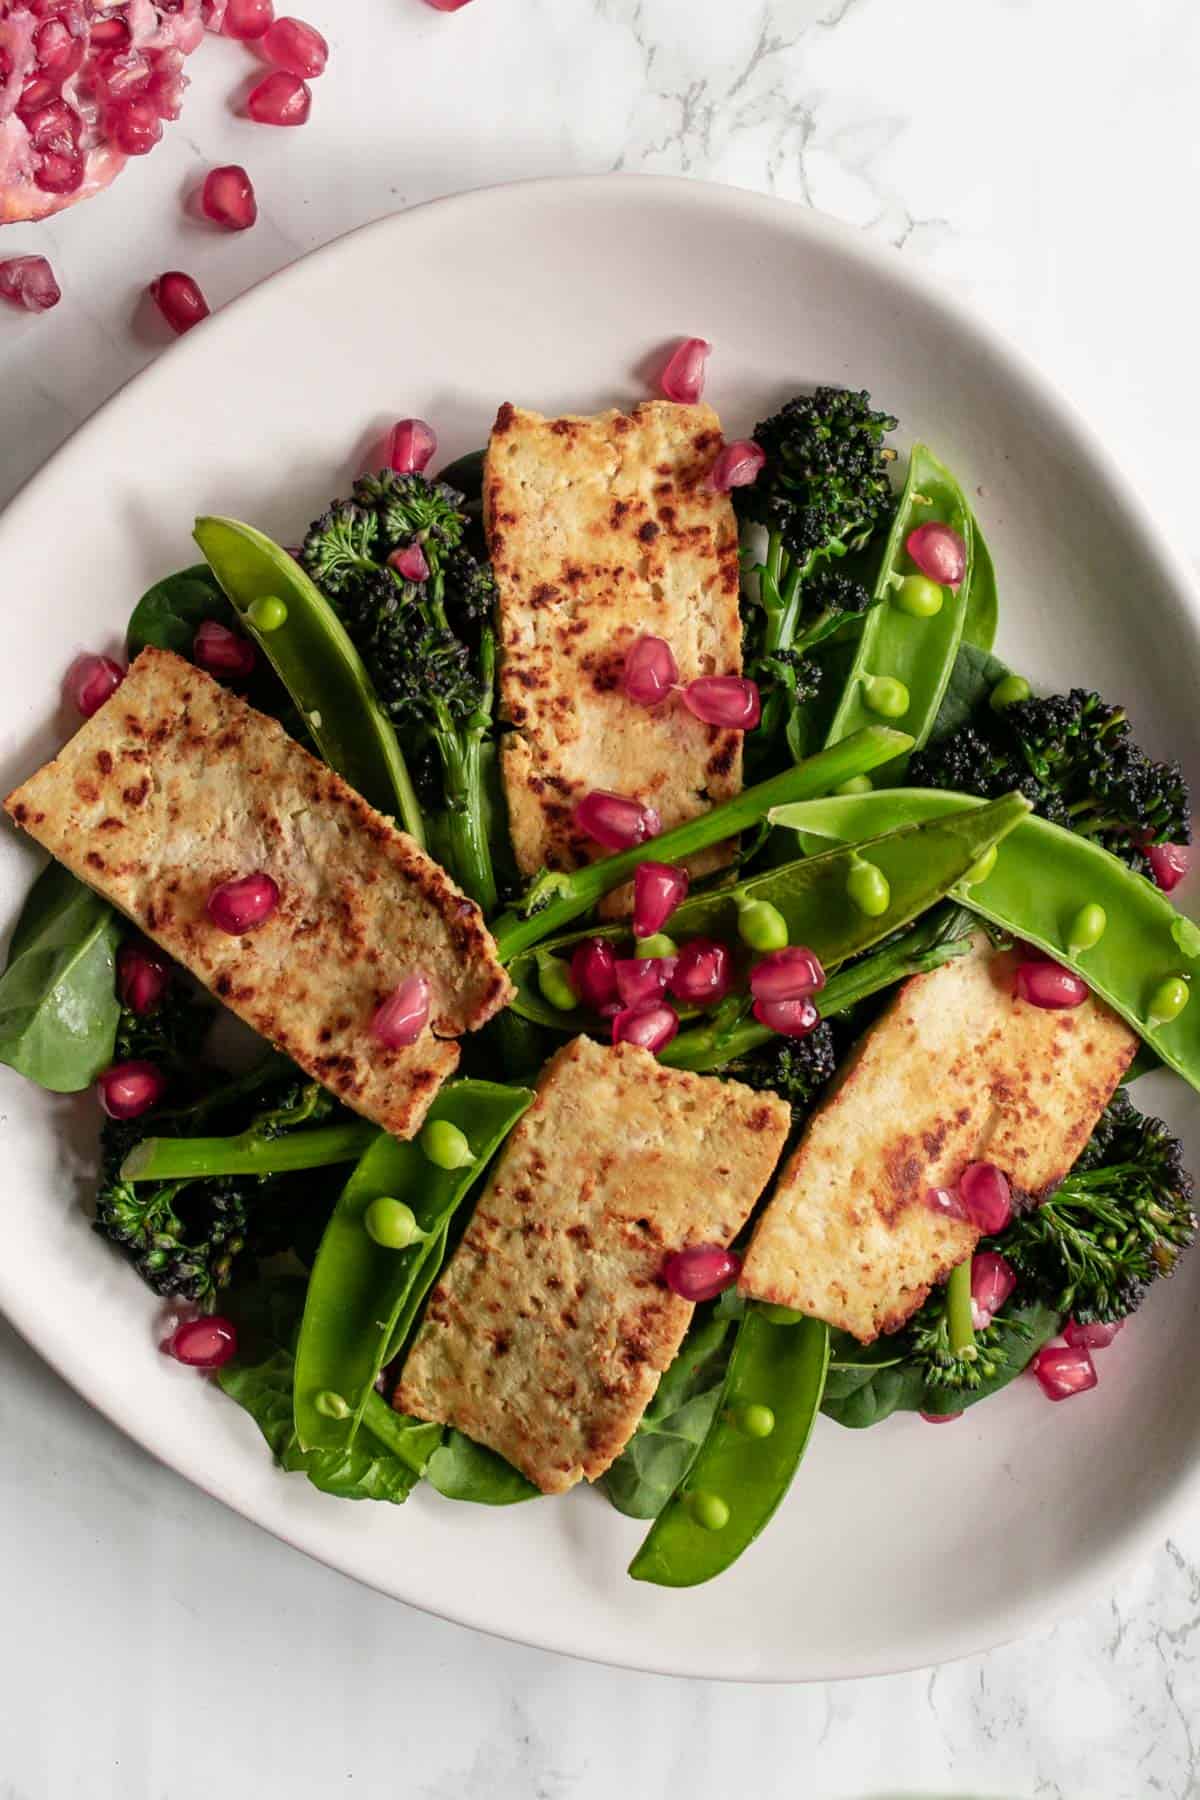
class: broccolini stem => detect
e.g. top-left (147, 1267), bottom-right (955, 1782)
top-left (431, 626), bottom-right (498, 913)
top-left (121, 1120), bottom-right (378, 1183)
top-left (946, 1258), bottom-right (976, 1358)
top-left (490, 726), bottom-right (914, 963)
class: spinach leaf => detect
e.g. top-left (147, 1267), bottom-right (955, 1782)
top-left (0, 861), bottom-right (122, 1091)
top-left (425, 1431), bottom-right (540, 1506)
top-left (926, 642), bottom-right (1011, 744)
top-left (126, 564), bottom-right (233, 658)
top-left (603, 1303), bottom-right (737, 1519)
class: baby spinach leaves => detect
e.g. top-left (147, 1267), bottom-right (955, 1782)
top-left (603, 1302), bottom-right (739, 1519)
top-left (425, 1431), bottom-right (540, 1506)
top-left (0, 861), bottom-right (122, 1091)
top-left (126, 564), bottom-right (234, 659)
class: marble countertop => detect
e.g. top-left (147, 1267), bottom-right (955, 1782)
top-left (2, 2), bottom-right (1199, 1795)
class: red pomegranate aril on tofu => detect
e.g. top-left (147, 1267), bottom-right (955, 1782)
top-left (151, 270), bottom-right (210, 335)
top-left (387, 418), bottom-right (437, 473)
top-left (669, 937), bottom-right (732, 1006)
top-left (611, 1001), bottom-right (679, 1054)
top-left (1032, 1342), bottom-right (1098, 1401)
top-left (752, 995), bottom-right (820, 1038)
top-left (1148, 843), bottom-right (1191, 892)
top-left (659, 336), bottom-right (711, 404)
top-left (116, 942), bottom-right (170, 1016)
top-left (906, 522), bottom-right (966, 587)
top-left (371, 973), bottom-right (431, 1048)
top-left (206, 872), bottom-right (280, 935)
top-left (958, 1162), bottom-right (1013, 1233)
top-left (663, 1245), bottom-right (740, 1302)
top-left (622, 634), bottom-right (678, 708)
top-left (98, 1060), bottom-right (166, 1120)
top-left (163, 1315), bottom-right (238, 1369)
top-left (1015, 959), bottom-right (1089, 1010)
top-left (261, 16), bottom-right (328, 77)
top-left (193, 618), bottom-right (255, 678)
top-left (924, 1185), bottom-right (969, 1222)
top-left (632, 861), bottom-right (688, 938)
top-left (708, 439), bottom-right (765, 492)
top-left (0, 254), bottom-right (62, 312)
top-left (681, 676), bottom-right (761, 731)
top-left (749, 946), bottom-right (825, 1004)
top-left (573, 789), bottom-right (660, 852)
top-left (65, 653), bottom-right (123, 716)
top-left (570, 938), bottom-right (618, 1012)
top-left (247, 70), bottom-right (311, 126)
top-left (969, 1251), bottom-right (1016, 1330)
top-left (1065, 1317), bottom-right (1124, 1350)
top-left (201, 164), bottom-right (257, 230)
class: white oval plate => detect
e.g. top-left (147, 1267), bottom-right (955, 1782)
top-left (1, 177), bottom-right (1197, 1683)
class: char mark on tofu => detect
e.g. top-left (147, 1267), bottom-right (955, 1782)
top-left (485, 401), bottom-right (743, 912)
top-left (738, 938), bottom-right (1137, 1342)
top-left (396, 1034), bottom-right (791, 1494)
top-left (3, 647), bottom-right (514, 1140)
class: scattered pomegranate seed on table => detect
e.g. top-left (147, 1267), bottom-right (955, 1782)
top-left (206, 871), bottom-right (281, 934)
top-left (151, 270), bottom-right (210, 335)
top-left (193, 618), bottom-right (256, 677)
top-left (659, 337), bottom-right (711, 404)
top-left (224, 0), bottom-right (275, 38)
top-left (371, 973), bottom-right (431, 1047)
top-left (202, 164), bottom-right (258, 230)
top-left (98, 1060), bottom-right (167, 1120)
top-left (388, 418), bottom-right (438, 474)
top-left (262, 16), bottom-right (329, 77)
top-left (64, 653), bottom-right (123, 717)
top-left (423, 0), bottom-right (477, 11)
top-left (0, 256), bottom-right (62, 313)
top-left (162, 1316), bottom-right (239, 1369)
top-left (247, 69), bottom-right (311, 125)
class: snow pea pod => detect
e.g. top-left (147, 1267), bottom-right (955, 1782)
top-left (505, 793), bottom-right (1029, 1031)
top-left (294, 1079), bottom-right (533, 1452)
top-left (629, 1311), bottom-right (829, 1588)
top-left (825, 445), bottom-right (974, 781)
top-left (193, 516), bottom-right (426, 844)
top-left (773, 788), bottom-right (1200, 1098)
top-left (962, 521), bottom-right (998, 653)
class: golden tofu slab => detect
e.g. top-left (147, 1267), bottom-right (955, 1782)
top-left (484, 400), bottom-right (743, 910)
top-left (739, 939), bottom-right (1137, 1342)
top-left (4, 647), bottom-right (513, 1139)
top-left (396, 1035), bottom-right (790, 1494)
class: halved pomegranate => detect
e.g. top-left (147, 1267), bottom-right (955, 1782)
top-left (0, 3), bottom-right (222, 225)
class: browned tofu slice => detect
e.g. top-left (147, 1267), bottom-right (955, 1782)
top-left (738, 939), bottom-right (1137, 1342)
top-left (396, 1035), bottom-right (790, 1494)
top-left (4, 647), bottom-right (513, 1139)
top-left (485, 400), bottom-right (743, 910)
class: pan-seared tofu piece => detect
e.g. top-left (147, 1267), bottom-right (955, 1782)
top-left (485, 401), bottom-right (743, 910)
top-left (739, 939), bottom-right (1137, 1342)
top-left (4, 647), bottom-right (513, 1139)
top-left (396, 1035), bottom-right (790, 1494)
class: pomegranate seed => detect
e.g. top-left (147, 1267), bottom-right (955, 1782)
top-left (108, 96), bottom-right (162, 155)
top-left (632, 861), bottom-right (689, 939)
top-left (247, 70), bottom-right (311, 125)
top-left (573, 789), bottom-right (660, 852)
top-left (660, 337), bottom-right (711, 404)
top-left (612, 1001), bottom-right (679, 1054)
top-left (906, 522), bottom-right (966, 587)
top-left (24, 98), bottom-right (79, 148)
top-left (681, 676), bottom-right (761, 731)
top-left (224, 0), bottom-right (274, 36)
top-left (98, 1060), bottom-right (166, 1120)
top-left (920, 1410), bottom-right (962, 1424)
top-left (64, 653), bottom-right (123, 716)
top-left (193, 618), bottom-right (255, 678)
top-left (206, 871), bottom-right (280, 935)
top-left (423, 0), bottom-right (475, 11)
top-left (146, 51), bottom-right (188, 123)
top-left (262, 15), bottom-right (328, 76)
top-left (35, 19), bottom-right (84, 81)
top-left (614, 956), bottom-right (673, 1010)
top-left (663, 1244), bottom-right (740, 1302)
top-left (389, 543), bottom-right (429, 582)
top-left (570, 938), bottom-right (618, 1011)
top-left (1014, 959), bottom-right (1089, 1010)
top-left (1031, 1342), bottom-right (1098, 1402)
top-left (1065, 1317), bottom-right (1124, 1350)
top-left (969, 1250), bottom-right (1016, 1330)
top-left (749, 946), bottom-right (825, 1004)
top-left (751, 995), bottom-right (820, 1038)
top-left (99, 50), bottom-right (153, 102)
top-left (163, 1316), bottom-right (238, 1369)
top-left (34, 150), bottom-right (85, 195)
top-left (0, 254), bottom-right (62, 314)
top-left (924, 1185), bottom-right (969, 1222)
top-left (91, 15), bottom-right (132, 49)
top-left (622, 635), bottom-right (678, 708)
top-left (116, 941), bottom-right (170, 1016)
top-left (708, 439), bottom-right (765, 491)
top-left (1148, 843), bottom-right (1191, 892)
top-left (387, 418), bottom-right (438, 474)
top-left (201, 164), bottom-right (257, 230)
top-left (669, 938), bottom-right (732, 1007)
top-left (371, 973), bottom-right (431, 1048)
top-left (958, 1162), bottom-right (1013, 1233)
top-left (151, 271), bottom-right (210, 335)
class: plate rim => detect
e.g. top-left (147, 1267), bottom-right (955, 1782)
top-left (1, 171), bottom-right (1198, 1683)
